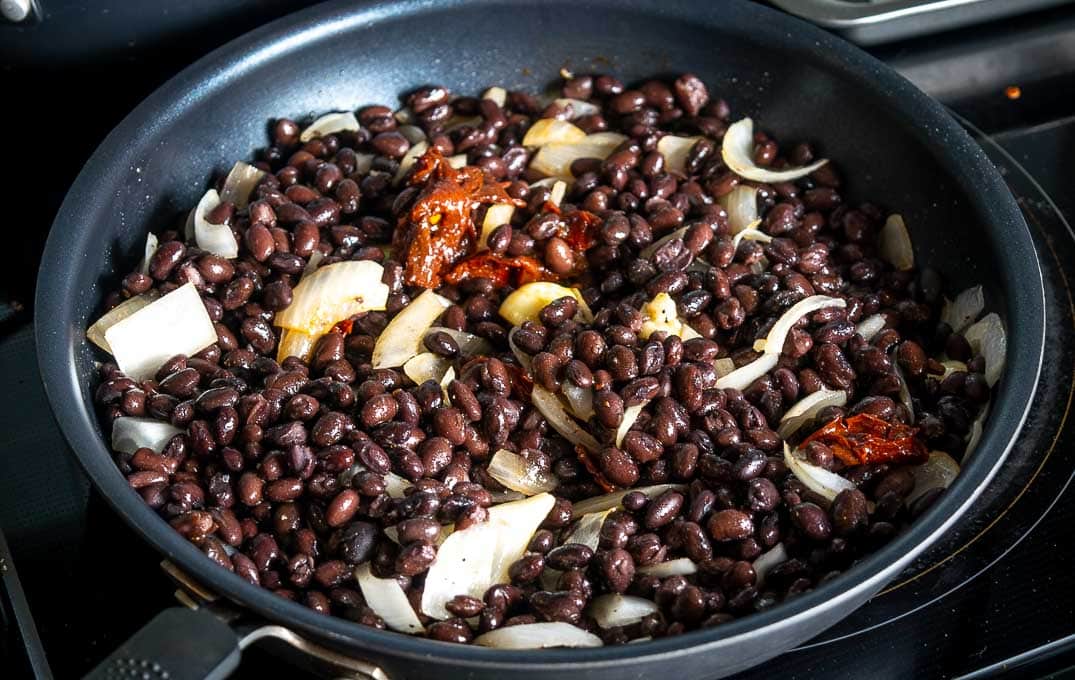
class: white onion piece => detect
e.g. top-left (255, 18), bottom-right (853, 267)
top-left (426, 326), bottom-right (492, 357)
top-left (528, 132), bottom-right (628, 179)
top-left (531, 385), bottom-right (600, 452)
top-left (421, 493), bottom-right (555, 619)
top-left (679, 323), bottom-right (702, 340)
top-left (480, 203), bottom-right (516, 248)
top-left (753, 543), bottom-right (788, 588)
top-left (482, 86), bottom-right (507, 107)
top-left (554, 98), bottom-right (601, 119)
top-left (194, 189), bottom-right (239, 258)
top-left (892, 348), bottom-right (916, 424)
top-left (549, 180), bottom-right (567, 208)
top-left (87, 291), bottom-right (159, 353)
top-left (489, 490), bottom-right (527, 503)
top-left (507, 327), bottom-right (532, 371)
top-left (276, 259), bottom-right (387, 338)
top-left (447, 153), bottom-right (468, 169)
top-left (299, 112), bottom-right (360, 142)
top-left (276, 328), bottom-right (319, 363)
top-left (403, 352), bottom-right (452, 386)
top-left (184, 207), bottom-right (196, 241)
top-left (713, 357), bottom-right (736, 379)
top-left (730, 223), bottom-right (770, 252)
top-left (139, 233), bottom-right (159, 276)
top-left (528, 177), bottom-right (560, 190)
top-left (111, 417), bottom-right (182, 454)
top-left (393, 140), bottom-right (429, 185)
top-left (855, 314), bottom-right (887, 342)
top-left (879, 214), bottom-right (914, 271)
top-left (488, 449), bottom-right (558, 495)
top-left (475, 622), bottom-right (602, 649)
top-left (439, 366), bottom-right (455, 402)
top-left (777, 389), bottom-right (847, 439)
top-left (637, 557), bottom-right (697, 577)
top-left (657, 135), bottom-right (703, 175)
top-left (756, 295), bottom-right (846, 355)
top-left (639, 293), bottom-right (682, 340)
top-left (397, 124), bottom-right (426, 145)
top-left (714, 353), bottom-right (778, 391)
top-left (940, 286), bottom-right (984, 333)
top-left (639, 226), bottom-right (688, 260)
top-left (588, 594), bottom-right (658, 629)
top-left (783, 442), bottom-right (856, 504)
top-left (394, 108), bottom-right (415, 124)
top-left (615, 401), bottom-right (649, 448)
top-left (355, 564), bottom-right (424, 634)
top-left (522, 119), bottom-right (586, 147)
top-left (562, 509), bottom-right (614, 551)
top-left (353, 153), bottom-right (375, 175)
top-left (104, 283), bottom-right (218, 380)
top-left (721, 118), bottom-right (828, 182)
top-left (964, 312), bottom-right (1006, 386)
top-left (499, 282), bottom-right (590, 327)
top-left (302, 250), bottom-right (325, 276)
top-left (442, 114), bottom-right (482, 133)
top-left (907, 451), bottom-right (961, 504)
top-left (571, 484), bottom-right (685, 517)
top-left (562, 381), bottom-right (595, 422)
top-left (719, 185), bottom-right (759, 234)
top-left (219, 161), bottom-right (267, 209)
top-left (372, 289), bottom-right (450, 369)
top-left (383, 473), bottom-right (411, 499)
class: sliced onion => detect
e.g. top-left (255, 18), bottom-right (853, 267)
top-left (426, 326), bottom-right (492, 357)
top-left (571, 484), bottom-right (686, 517)
top-left (488, 449), bottom-right (558, 495)
top-left (442, 114), bottom-right (482, 133)
top-left (721, 118), bottom-right (828, 182)
top-left (403, 352), bottom-right (452, 386)
top-left (777, 389), bottom-right (847, 439)
top-left (637, 557), bottom-right (697, 577)
top-left (276, 259), bottom-right (387, 342)
top-left (940, 286), bottom-right (984, 333)
top-left (855, 314), bottom-right (887, 342)
top-left (784, 442), bottom-right (856, 504)
top-left (87, 291), bottom-right (159, 353)
top-left (719, 185), bottom-right (759, 234)
top-left (393, 140), bottom-right (429, 185)
top-left (489, 490), bottom-right (527, 503)
top-left (639, 292), bottom-right (682, 340)
top-left (522, 119), bottom-right (586, 148)
top-left (139, 233), bottom-right (159, 276)
top-left (751, 295), bottom-right (846, 355)
top-left (879, 214), bottom-right (914, 271)
top-left (277, 328), bottom-right (319, 363)
top-left (554, 98), bottom-right (601, 119)
top-left (439, 366), bottom-right (456, 402)
top-left (679, 323), bottom-right (702, 340)
top-left (111, 416), bottom-right (182, 454)
top-left (714, 353), bottom-right (778, 392)
top-left (531, 385), bottom-right (600, 452)
top-left (219, 161), bottom-right (267, 209)
top-left (892, 347), bottom-right (916, 424)
top-left (103, 283), bottom-right (218, 380)
top-left (639, 226), bottom-right (688, 260)
top-left (479, 203), bottom-right (516, 249)
top-left (588, 594), bottom-right (658, 628)
top-left (475, 622), bottom-right (602, 649)
top-left (615, 401), bottom-right (649, 448)
top-left (371, 289), bottom-right (450, 369)
top-left (353, 153), bottom-right (375, 175)
top-left (964, 312), bottom-right (1006, 387)
top-left (194, 189), bottom-right (239, 258)
top-left (562, 381), bottom-right (595, 422)
top-left (482, 86), bottom-right (507, 107)
top-left (499, 282), bottom-right (589, 327)
top-left (528, 132), bottom-right (628, 179)
top-left (907, 451), bottom-right (961, 504)
top-left (355, 564), bottom-right (424, 634)
top-left (549, 180), bottom-right (568, 208)
top-left (383, 472), bottom-right (412, 499)
top-left (940, 359), bottom-right (968, 379)
top-left (397, 125), bottom-right (426, 145)
top-left (299, 112), bottom-right (360, 143)
top-left (184, 207), bottom-right (195, 241)
top-left (303, 249), bottom-right (325, 276)
top-left (730, 223), bottom-right (770, 252)
top-left (713, 357), bottom-right (736, 379)
top-left (508, 327), bottom-right (532, 370)
top-left (562, 509), bottom-right (614, 551)
top-left (657, 135), bottom-right (703, 175)
top-left (753, 543), bottom-right (788, 588)
top-left (421, 493), bottom-right (555, 619)
top-left (447, 153), bottom-right (468, 169)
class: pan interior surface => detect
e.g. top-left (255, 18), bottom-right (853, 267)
top-left (35, 0), bottom-right (1043, 678)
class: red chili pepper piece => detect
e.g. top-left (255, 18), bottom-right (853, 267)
top-left (575, 445), bottom-right (616, 493)
top-left (331, 319), bottom-right (354, 335)
top-left (800, 413), bottom-right (927, 466)
top-left (561, 209), bottom-right (602, 252)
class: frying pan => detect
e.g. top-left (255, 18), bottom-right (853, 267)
top-left (34, 0), bottom-right (1045, 678)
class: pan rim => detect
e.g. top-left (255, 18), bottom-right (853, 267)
top-left (35, 0), bottom-right (1045, 670)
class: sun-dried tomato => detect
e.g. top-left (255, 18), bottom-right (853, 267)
top-left (331, 319), bottom-right (354, 335)
top-left (800, 413), bottom-right (927, 466)
top-left (575, 445), bottom-right (617, 493)
top-left (444, 252), bottom-right (553, 287)
top-left (561, 209), bottom-right (602, 252)
top-left (392, 149), bottom-right (524, 288)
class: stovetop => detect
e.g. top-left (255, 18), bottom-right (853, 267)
top-left (2, 2), bottom-right (1075, 678)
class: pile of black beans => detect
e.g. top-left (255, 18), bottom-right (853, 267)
top-left (95, 72), bottom-right (991, 644)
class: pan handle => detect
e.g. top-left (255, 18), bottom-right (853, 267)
top-left (84, 607), bottom-right (241, 680)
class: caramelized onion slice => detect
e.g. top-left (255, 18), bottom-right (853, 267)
top-left (722, 118), bottom-right (828, 182)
